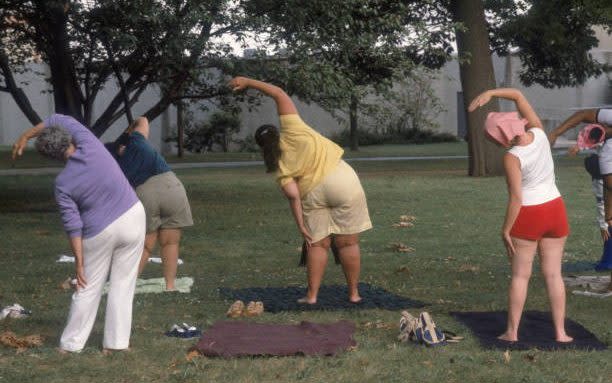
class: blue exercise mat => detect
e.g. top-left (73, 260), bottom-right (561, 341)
top-left (219, 283), bottom-right (426, 312)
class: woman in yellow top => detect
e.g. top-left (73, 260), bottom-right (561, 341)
top-left (230, 76), bottom-right (373, 304)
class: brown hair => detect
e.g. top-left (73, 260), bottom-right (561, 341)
top-left (255, 124), bottom-right (281, 172)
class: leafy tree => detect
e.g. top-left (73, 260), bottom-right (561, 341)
top-left (183, 109), bottom-right (241, 153)
top-left (0, 0), bottom-right (245, 136)
top-left (245, 0), bottom-right (609, 170)
top-left (243, 0), bottom-right (455, 151)
top-left (370, 67), bottom-right (447, 137)
top-left (450, 0), bottom-right (611, 175)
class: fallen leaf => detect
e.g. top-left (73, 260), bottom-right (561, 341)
top-left (392, 221), bottom-right (414, 228)
top-left (523, 353), bottom-right (536, 362)
top-left (395, 266), bottom-right (410, 274)
top-left (503, 350), bottom-right (511, 364)
top-left (399, 215), bottom-right (416, 222)
top-left (185, 350), bottom-right (200, 362)
top-left (389, 242), bottom-right (414, 253)
top-left (458, 264), bottom-right (479, 273)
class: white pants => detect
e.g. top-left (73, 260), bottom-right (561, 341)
top-left (60, 202), bottom-right (145, 352)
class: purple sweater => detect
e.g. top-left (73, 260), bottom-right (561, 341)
top-left (47, 114), bottom-right (139, 239)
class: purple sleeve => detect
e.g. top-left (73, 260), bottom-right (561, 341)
top-left (44, 114), bottom-right (96, 148)
top-left (55, 186), bottom-right (83, 238)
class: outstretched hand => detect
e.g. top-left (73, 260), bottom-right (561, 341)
top-left (229, 76), bottom-right (249, 92)
top-left (468, 90), bottom-right (492, 112)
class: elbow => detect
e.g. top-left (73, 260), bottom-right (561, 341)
top-left (508, 193), bottom-right (522, 204)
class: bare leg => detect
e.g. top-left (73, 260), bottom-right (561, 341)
top-left (499, 237), bottom-right (537, 342)
top-left (158, 228), bottom-right (182, 291)
top-left (299, 237), bottom-right (331, 304)
top-left (138, 232), bottom-right (158, 275)
top-left (335, 234), bottom-right (362, 303)
top-left (538, 236), bottom-right (572, 342)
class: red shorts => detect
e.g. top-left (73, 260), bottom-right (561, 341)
top-left (510, 197), bottom-right (570, 241)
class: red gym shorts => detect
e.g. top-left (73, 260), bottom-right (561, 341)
top-left (510, 197), bottom-right (570, 241)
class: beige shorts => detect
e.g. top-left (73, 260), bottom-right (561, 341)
top-left (136, 172), bottom-right (193, 232)
top-left (301, 160), bottom-right (372, 243)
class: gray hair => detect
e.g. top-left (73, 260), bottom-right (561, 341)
top-left (35, 126), bottom-right (72, 160)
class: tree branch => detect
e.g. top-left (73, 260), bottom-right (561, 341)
top-left (0, 47), bottom-right (41, 124)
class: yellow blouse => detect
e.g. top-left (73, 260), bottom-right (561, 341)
top-left (276, 114), bottom-right (343, 196)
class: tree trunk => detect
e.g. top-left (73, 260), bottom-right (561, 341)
top-left (176, 101), bottom-right (185, 158)
top-left (349, 92), bottom-right (359, 151)
top-left (101, 34), bottom-right (133, 126)
top-left (45, 3), bottom-right (84, 122)
top-left (450, 0), bottom-right (504, 176)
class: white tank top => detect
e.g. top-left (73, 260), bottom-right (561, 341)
top-left (508, 128), bottom-right (561, 206)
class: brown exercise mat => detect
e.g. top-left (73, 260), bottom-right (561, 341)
top-left (193, 320), bottom-right (356, 357)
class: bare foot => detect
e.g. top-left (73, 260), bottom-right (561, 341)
top-left (297, 297), bottom-right (316, 304)
top-left (556, 335), bottom-right (573, 343)
top-left (497, 332), bottom-right (518, 342)
top-left (349, 296), bottom-right (362, 304)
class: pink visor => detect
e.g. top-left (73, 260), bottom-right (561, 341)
top-left (484, 112), bottom-right (527, 147)
top-left (577, 124), bottom-right (605, 150)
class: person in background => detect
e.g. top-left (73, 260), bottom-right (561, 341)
top-left (105, 116), bottom-right (193, 291)
top-left (549, 109), bottom-right (612, 286)
top-left (13, 114), bottom-right (145, 353)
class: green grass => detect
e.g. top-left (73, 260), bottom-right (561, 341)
top-left (0, 142), bottom-right (469, 169)
top-left (0, 155), bottom-right (610, 383)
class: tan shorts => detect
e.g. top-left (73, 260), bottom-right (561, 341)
top-left (136, 172), bottom-right (193, 233)
top-left (302, 160), bottom-right (372, 243)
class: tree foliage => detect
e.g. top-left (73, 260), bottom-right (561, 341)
top-left (486, 0), bottom-right (611, 87)
top-left (0, 0), bottom-right (246, 136)
top-left (242, 0), bottom-right (456, 149)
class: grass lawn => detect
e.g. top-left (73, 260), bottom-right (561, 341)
top-left (0, 155), bottom-right (610, 383)
top-left (0, 142), bottom-right (468, 169)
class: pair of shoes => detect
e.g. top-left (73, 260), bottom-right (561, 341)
top-left (0, 304), bottom-right (31, 320)
top-left (165, 323), bottom-right (202, 338)
top-left (225, 300), bottom-right (264, 318)
top-left (398, 311), bottom-right (452, 346)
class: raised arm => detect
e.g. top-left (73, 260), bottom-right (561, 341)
top-left (468, 88), bottom-right (542, 130)
top-left (548, 109), bottom-right (598, 146)
top-left (229, 76), bottom-right (297, 116)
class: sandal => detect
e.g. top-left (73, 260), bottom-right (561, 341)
top-left (243, 301), bottom-right (264, 317)
top-left (226, 300), bottom-right (245, 318)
